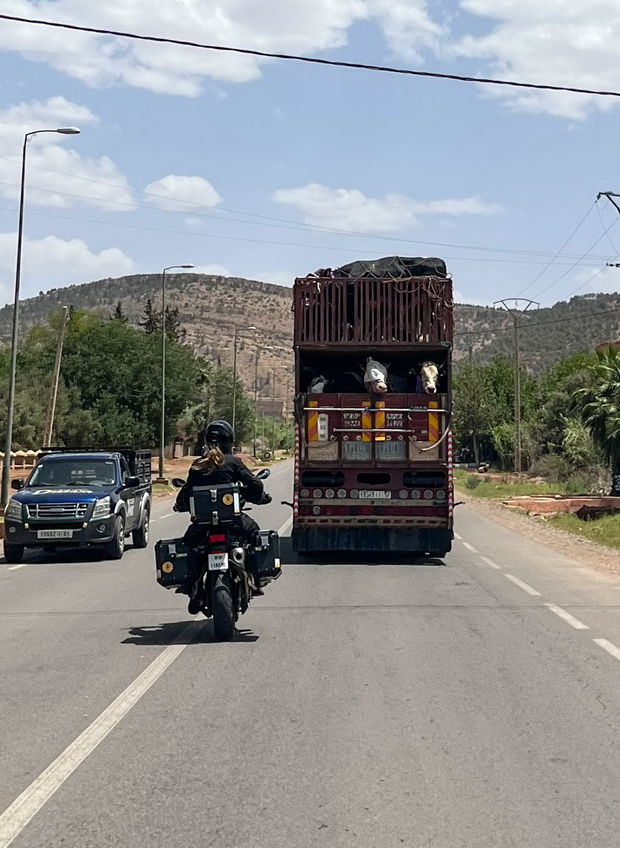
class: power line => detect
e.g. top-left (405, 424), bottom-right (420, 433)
top-left (532, 216), bottom-right (619, 299)
top-left (0, 204), bottom-right (607, 269)
top-left (0, 160), bottom-right (610, 262)
top-left (455, 303), bottom-right (620, 339)
top-left (517, 202), bottom-right (596, 297)
top-left (2, 13), bottom-right (620, 101)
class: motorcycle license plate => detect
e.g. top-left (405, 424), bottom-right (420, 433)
top-left (208, 552), bottom-right (229, 572)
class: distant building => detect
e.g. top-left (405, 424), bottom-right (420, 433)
top-left (256, 398), bottom-right (288, 417)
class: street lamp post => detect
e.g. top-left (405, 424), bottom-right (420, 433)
top-left (1, 127), bottom-right (81, 509)
top-left (158, 264), bottom-right (194, 482)
top-left (231, 325), bottom-right (256, 441)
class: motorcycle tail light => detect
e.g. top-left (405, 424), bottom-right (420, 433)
top-left (209, 534), bottom-right (227, 543)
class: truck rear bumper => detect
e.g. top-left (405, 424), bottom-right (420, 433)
top-left (292, 526), bottom-right (452, 555)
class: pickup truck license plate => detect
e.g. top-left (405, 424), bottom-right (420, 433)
top-left (359, 490), bottom-right (391, 500)
top-left (37, 529), bottom-right (74, 540)
top-left (208, 552), bottom-right (229, 572)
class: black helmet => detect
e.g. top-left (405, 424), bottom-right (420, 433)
top-left (205, 419), bottom-right (234, 450)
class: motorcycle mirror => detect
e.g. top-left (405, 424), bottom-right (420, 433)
top-left (255, 468), bottom-right (271, 480)
top-left (171, 477), bottom-right (186, 488)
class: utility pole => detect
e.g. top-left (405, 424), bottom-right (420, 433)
top-left (494, 299), bottom-right (538, 474)
top-left (272, 367), bottom-right (277, 450)
top-left (253, 347), bottom-right (259, 457)
top-left (468, 344), bottom-right (474, 365)
top-left (43, 305), bottom-right (69, 447)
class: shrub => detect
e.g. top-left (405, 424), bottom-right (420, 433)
top-left (466, 474), bottom-right (482, 490)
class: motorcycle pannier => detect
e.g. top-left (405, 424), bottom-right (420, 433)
top-left (249, 530), bottom-right (282, 581)
top-left (190, 483), bottom-right (242, 525)
top-left (155, 537), bottom-right (196, 589)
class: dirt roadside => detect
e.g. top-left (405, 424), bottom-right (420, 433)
top-left (457, 489), bottom-right (620, 578)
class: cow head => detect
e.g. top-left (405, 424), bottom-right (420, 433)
top-left (364, 358), bottom-right (388, 394)
top-left (309, 376), bottom-right (328, 393)
top-left (419, 361), bottom-right (439, 394)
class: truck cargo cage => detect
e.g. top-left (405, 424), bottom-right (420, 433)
top-left (294, 275), bottom-right (453, 346)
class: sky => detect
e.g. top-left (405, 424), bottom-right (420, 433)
top-left (0, 1), bottom-right (620, 308)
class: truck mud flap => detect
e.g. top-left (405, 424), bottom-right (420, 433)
top-left (292, 527), bottom-right (452, 555)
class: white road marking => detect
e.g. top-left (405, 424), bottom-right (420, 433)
top-left (454, 532), bottom-right (463, 540)
top-left (480, 557), bottom-right (501, 570)
top-left (544, 603), bottom-right (588, 630)
top-left (0, 620), bottom-right (206, 848)
top-left (462, 542), bottom-right (478, 553)
top-left (278, 516), bottom-right (293, 537)
top-left (594, 639), bottom-right (620, 662)
top-left (7, 565), bottom-right (25, 571)
top-left (151, 513), bottom-right (174, 523)
top-left (505, 574), bottom-right (541, 596)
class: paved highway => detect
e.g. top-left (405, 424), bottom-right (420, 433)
top-left (3, 461), bottom-right (620, 846)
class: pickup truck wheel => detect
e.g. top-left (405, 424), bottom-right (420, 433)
top-left (132, 506), bottom-right (150, 548)
top-left (104, 515), bottom-right (125, 560)
top-left (4, 543), bottom-right (24, 564)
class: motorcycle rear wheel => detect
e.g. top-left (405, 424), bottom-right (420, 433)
top-left (212, 573), bottom-right (235, 641)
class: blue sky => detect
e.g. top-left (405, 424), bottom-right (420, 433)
top-left (0, 0), bottom-right (619, 307)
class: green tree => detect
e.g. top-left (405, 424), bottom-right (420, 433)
top-left (573, 347), bottom-right (620, 495)
top-left (111, 301), bottom-right (128, 323)
top-left (140, 298), bottom-right (160, 334)
top-left (453, 364), bottom-right (493, 464)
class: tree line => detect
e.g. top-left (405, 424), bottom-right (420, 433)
top-left (0, 302), bottom-right (289, 453)
top-left (453, 349), bottom-right (620, 493)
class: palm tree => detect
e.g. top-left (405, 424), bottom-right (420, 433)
top-left (573, 347), bottom-right (620, 495)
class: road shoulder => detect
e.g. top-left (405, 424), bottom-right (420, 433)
top-left (456, 488), bottom-right (620, 579)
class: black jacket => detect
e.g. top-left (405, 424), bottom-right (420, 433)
top-left (175, 454), bottom-right (266, 513)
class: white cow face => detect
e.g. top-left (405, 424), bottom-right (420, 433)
top-left (420, 361), bottom-right (439, 394)
top-left (309, 376), bottom-right (328, 393)
top-left (364, 358), bottom-right (388, 394)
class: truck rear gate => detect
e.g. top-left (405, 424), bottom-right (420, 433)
top-left (292, 260), bottom-right (454, 556)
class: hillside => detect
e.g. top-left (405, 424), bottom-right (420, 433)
top-left (1, 274), bottom-right (619, 384)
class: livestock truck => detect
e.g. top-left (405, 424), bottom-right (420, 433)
top-left (291, 256), bottom-right (454, 556)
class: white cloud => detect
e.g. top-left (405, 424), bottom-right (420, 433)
top-left (0, 1), bottom-right (450, 96)
top-left (571, 265), bottom-right (620, 296)
top-left (0, 0), bottom-right (366, 95)
top-left (274, 183), bottom-right (501, 233)
top-left (144, 175), bottom-right (221, 212)
top-left (367, 0), bottom-right (446, 62)
top-left (0, 96), bottom-right (135, 209)
top-left (192, 263), bottom-right (231, 276)
top-left (0, 232), bottom-right (134, 303)
top-left (454, 0), bottom-right (620, 119)
top-left (255, 270), bottom-right (294, 287)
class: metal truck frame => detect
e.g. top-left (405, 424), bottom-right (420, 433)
top-left (291, 270), bottom-right (454, 556)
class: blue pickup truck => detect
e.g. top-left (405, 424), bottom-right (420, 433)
top-left (3, 448), bottom-right (152, 563)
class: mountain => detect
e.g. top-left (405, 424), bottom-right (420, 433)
top-left (0, 274), bottom-right (619, 383)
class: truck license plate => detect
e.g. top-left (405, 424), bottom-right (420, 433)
top-left (359, 491), bottom-right (391, 500)
top-left (37, 529), bottom-right (74, 540)
top-left (208, 552), bottom-right (229, 572)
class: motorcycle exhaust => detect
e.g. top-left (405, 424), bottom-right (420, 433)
top-left (230, 546), bottom-right (245, 566)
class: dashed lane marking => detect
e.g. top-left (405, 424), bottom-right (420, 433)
top-left (462, 542), bottom-right (478, 553)
top-left (594, 639), bottom-right (620, 662)
top-left (544, 603), bottom-right (589, 630)
top-left (480, 557), bottom-right (501, 570)
top-left (504, 574), bottom-right (541, 596)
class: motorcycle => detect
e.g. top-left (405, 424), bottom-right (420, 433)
top-left (154, 468), bottom-right (281, 641)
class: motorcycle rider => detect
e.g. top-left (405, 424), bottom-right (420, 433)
top-left (175, 420), bottom-right (271, 605)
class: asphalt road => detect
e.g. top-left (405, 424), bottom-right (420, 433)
top-left (3, 463), bottom-right (620, 846)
